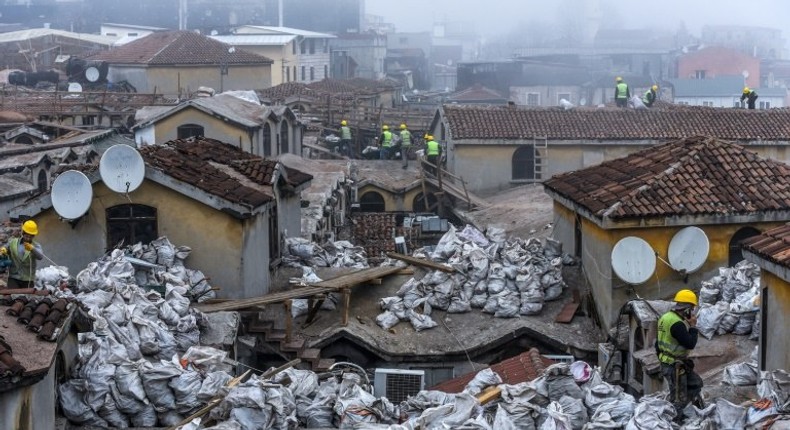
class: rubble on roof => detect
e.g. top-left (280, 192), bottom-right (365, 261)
top-left (696, 260), bottom-right (761, 340)
top-left (376, 224), bottom-right (573, 332)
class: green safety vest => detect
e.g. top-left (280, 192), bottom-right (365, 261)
top-left (8, 237), bottom-right (37, 282)
top-left (616, 82), bottom-right (629, 99)
top-left (341, 126), bottom-right (351, 140)
top-left (656, 311), bottom-right (689, 364)
top-left (382, 130), bottom-right (393, 147)
top-left (642, 90), bottom-right (654, 104)
top-left (426, 140), bottom-right (440, 156)
top-left (400, 130), bottom-right (411, 147)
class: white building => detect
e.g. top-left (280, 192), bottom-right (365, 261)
top-left (670, 76), bottom-right (787, 109)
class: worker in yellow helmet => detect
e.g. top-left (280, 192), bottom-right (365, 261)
top-left (0, 220), bottom-right (43, 289)
top-left (424, 135), bottom-right (441, 176)
top-left (656, 289), bottom-right (704, 419)
top-left (614, 76), bottom-right (630, 108)
top-left (398, 123), bottom-right (412, 169)
top-left (642, 84), bottom-right (659, 108)
top-left (740, 87), bottom-right (758, 109)
top-left (379, 125), bottom-right (393, 160)
top-left (339, 120), bottom-right (352, 156)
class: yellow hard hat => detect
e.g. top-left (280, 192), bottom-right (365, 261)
top-left (426, 135), bottom-right (434, 141)
top-left (22, 220), bottom-right (38, 236)
top-left (382, 125), bottom-right (389, 131)
top-left (673, 289), bottom-right (698, 306)
top-left (652, 85), bottom-right (658, 91)
top-left (400, 123), bottom-right (407, 130)
top-left (341, 120), bottom-right (347, 126)
top-left (616, 76), bottom-right (623, 82)
top-left (743, 87), bottom-right (750, 94)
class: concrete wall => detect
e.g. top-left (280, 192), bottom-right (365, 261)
top-left (34, 180), bottom-right (268, 299)
top-left (0, 332), bottom-right (77, 430)
top-left (760, 271), bottom-right (790, 371)
top-left (447, 138), bottom-right (790, 194)
top-left (554, 203), bottom-right (785, 330)
top-left (108, 64), bottom-right (272, 95)
top-left (330, 36), bottom-right (387, 79)
top-left (148, 107), bottom-right (258, 151)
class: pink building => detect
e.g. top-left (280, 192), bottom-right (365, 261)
top-left (677, 46), bottom-right (760, 88)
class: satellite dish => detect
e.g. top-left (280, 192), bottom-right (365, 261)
top-left (611, 236), bottom-right (656, 285)
top-left (67, 82), bottom-right (82, 92)
top-left (668, 227), bottom-right (710, 274)
top-left (579, 97), bottom-right (587, 106)
top-left (100, 144), bottom-right (145, 193)
top-left (51, 170), bottom-right (93, 220)
top-left (85, 66), bottom-right (100, 83)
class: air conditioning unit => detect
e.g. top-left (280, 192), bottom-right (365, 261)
top-left (374, 369), bottom-right (425, 403)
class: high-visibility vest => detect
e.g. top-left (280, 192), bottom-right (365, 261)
top-left (381, 130), bottom-right (393, 147)
top-left (400, 130), bottom-right (411, 147)
top-left (642, 90), bottom-right (654, 104)
top-left (341, 126), bottom-right (351, 140)
top-left (426, 140), bottom-right (440, 156)
top-left (616, 82), bottom-right (629, 99)
top-left (656, 311), bottom-right (689, 364)
top-left (8, 237), bottom-right (37, 282)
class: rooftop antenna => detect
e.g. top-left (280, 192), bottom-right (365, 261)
top-left (51, 170), bottom-right (93, 222)
top-left (611, 236), bottom-right (656, 285)
top-left (99, 144), bottom-right (145, 194)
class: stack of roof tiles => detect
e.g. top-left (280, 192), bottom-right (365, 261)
top-left (544, 136), bottom-right (790, 219)
top-left (352, 213), bottom-right (397, 260)
top-left (4, 296), bottom-right (70, 340)
top-left (430, 348), bottom-right (553, 393)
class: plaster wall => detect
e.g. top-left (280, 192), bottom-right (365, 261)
top-left (238, 44), bottom-right (295, 86)
top-left (761, 271), bottom-right (790, 371)
top-left (358, 185), bottom-right (422, 212)
top-left (109, 64), bottom-right (272, 95)
top-left (150, 107), bottom-right (257, 152)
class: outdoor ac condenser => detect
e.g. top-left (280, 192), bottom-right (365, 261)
top-left (373, 369), bottom-right (425, 403)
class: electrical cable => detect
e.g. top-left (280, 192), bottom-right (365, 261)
top-left (440, 315), bottom-right (477, 373)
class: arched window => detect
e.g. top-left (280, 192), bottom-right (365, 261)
top-left (360, 191), bottom-right (386, 212)
top-left (106, 204), bottom-right (158, 250)
top-left (412, 192), bottom-right (438, 213)
top-left (279, 121), bottom-right (289, 154)
top-left (512, 145), bottom-right (537, 180)
top-left (16, 135), bottom-right (33, 144)
top-left (729, 227), bottom-right (761, 266)
top-left (37, 170), bottom-right (47, 192)
top-left (263, 123), bottom-right (272, 157)
top-left (177, 124), bottom-right (204, 139)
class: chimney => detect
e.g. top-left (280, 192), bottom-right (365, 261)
top-left (279, 0), bottom-right (284, 27)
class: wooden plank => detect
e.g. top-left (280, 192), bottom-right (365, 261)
top-left (476, 386), bottom-right (502, 405)
top-left (302, 141), bottom-right (348, 159)
top-left (311, 265), bottom-right (404, 289)
top-left (305, 295), bottom-right (326, 324)
top-left (386, 252), bottom-right (455, 273)
top-left (169, 369), bottom-right (251, 429)
top-left (555, 302), bottom-right (580, 323)
top-left (424, 176), bottom-right (489, 208)
top-left (341, 288), bottom-right (351, 326)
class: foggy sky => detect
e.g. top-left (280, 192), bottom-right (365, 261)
top-left (366, 0), bottom-right (790, 37)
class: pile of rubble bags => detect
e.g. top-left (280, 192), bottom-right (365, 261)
top-left (282, 237), bottom-right (370, 269)
top-left (719, 356), bottom-right (790, 427)
top-left (695, 260), bottom-right (761, 340)
top-left (51, 237), bottom-right (231, 427)
top-left (376, 225), bottom-right (571, 332)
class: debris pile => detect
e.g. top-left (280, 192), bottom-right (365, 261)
top-left (695, 260), bottom-right (761, 340)
top-left (376, 225), bottom-right (569, 332)
top-left (55, 237), bottom-right (229, 427)
top-left (282, 237), bottom-right (369, 269)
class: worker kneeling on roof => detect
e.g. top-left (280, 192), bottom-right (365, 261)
top-left (656, 289), bottom-right (704, 421)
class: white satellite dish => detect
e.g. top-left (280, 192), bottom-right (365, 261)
top-left (85, 66), bottom-right (100, 83)
top-left (611, 236), bottom-right (656, 285)
top-left (100, 144), bottom-right (145, 193)
top-left (67, 82), bottom-right (83, 92)
top-left (668, 226), bottom-right (710, 274)
top-left (51, 170), bottom-right (93, 220)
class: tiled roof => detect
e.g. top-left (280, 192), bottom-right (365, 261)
top-left (430, 348), bottom-right (552, 393)
top-left (140, 137), bottom-right (311, 208)
top-left (307, 79), bottom-right (369, 95)
top-left (448, 84), bottom-right (506, 102)
top-left (257, 82), bottom-right (318, 103)
top-left (442, 104), bottom-right (790, 141)
top-left (0, 91), bottom-right (177, 115)
top-left (544, 136), bottom-right (790, 220)
top-left (742, 224), bottom-right (790, 269)
top-left (88, 31), bottom-right (273, 66)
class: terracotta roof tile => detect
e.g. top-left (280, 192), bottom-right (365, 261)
top-left (430, 348), bottom-right (553, 393)
top-left (257, 82), bottom-right (318, 103)
top-left (443, 104), bottom-right (790, 141)
top-left (742, 224), bottom-right (790, 269)
top-left (544, 136), bottom-right (790, 220)
top-left (88, 31), bottom-right (272, 66)
top-left (140, 137), bottom-right (311, 208)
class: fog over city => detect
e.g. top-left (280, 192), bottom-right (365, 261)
top-left (367, 0), bottom-right (790, 36)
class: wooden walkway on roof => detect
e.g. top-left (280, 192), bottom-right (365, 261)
top-left (194, 265), bottom-right (404, 313)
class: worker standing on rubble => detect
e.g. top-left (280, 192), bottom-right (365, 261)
top-left (399, 123), bottom-right (412, 169)
top-left (642, 85), bottom-right (658, 108)
top-left (656, 289), bottom-right (704, 420)
top-left (339, 120), bottom-right (352, 156)
top-left (615, 77), bottom-right (630, 108)
top-left (425, 135), bottom-right (440, 175)
top-left (0, 220), bottom-right (43, 289)
top-left (741, 87), bottom-right (759, 109)
top-left (379, 124), bottom-right (393, 160)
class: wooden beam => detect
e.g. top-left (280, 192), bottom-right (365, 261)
top-left (260, 358), bottom-right (301, 379)
top-left (476, 386), bottom-right (502, 405)
top-left (169, 369), bottom-right (251, 429)
top-left (284, 300), bottom-right (292, 343)
top-left (341, 288), bottom-right (351, 326)
top-left (305, 295), bottom-right (326, 324)
top-left (385, 252), bottom-right (455, 273)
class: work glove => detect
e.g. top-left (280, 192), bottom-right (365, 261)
top-left (23, 242), bottom-right (34, 252)
top-left (0, 247), bottom-right (6, 256)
